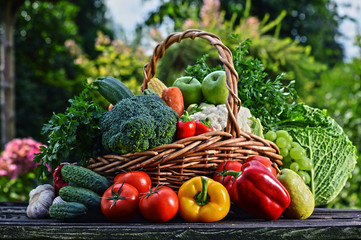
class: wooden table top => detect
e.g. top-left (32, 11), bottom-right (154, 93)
top-left (1, 202), bottom-right (361, 240)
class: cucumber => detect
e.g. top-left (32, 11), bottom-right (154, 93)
top-left (49, 202), bottom-right (87, 220)
top-left (93, 76), bottom-right (135, 104)
top-left (61, 164), bottom-right (111, 195)
top-left (59, 186), bottom-right (101, 209)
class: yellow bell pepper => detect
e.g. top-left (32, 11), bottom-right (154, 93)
top-left (178, 176), bottom-right (230, 222)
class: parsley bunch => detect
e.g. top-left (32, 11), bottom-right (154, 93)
top-left (34, 83), bottom-right (106, 177)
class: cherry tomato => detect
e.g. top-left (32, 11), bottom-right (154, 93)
top-left (101, 182), bottom-right (140, 222)
top-left (244, 156), bottom-right (277, 177)
top-left (139, 186), bottom-right (179, 223)
top-left (213, 161), bottom-right (243, 188)
top-left (114, 171), bottom-right (152, 194)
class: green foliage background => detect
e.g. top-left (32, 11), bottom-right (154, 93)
top-left (14, 0), bottom-right (113, 143)
top-left (1, 0), bottom-right (360, 208)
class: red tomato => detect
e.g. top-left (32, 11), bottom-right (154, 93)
top-left (114, 171), bottom-right (152, 194)
top-left (213, 161), bottom-right (243, 188)
top-left (244, 156), bottom-right (277, 177)
top-left (101, 182), bottom-right (140, 222)
top-left (139, 186), bottom-right (179, 223)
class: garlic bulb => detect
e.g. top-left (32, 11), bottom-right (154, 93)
top-left (27, 184), bottom-right (55, 219)
top-left (52, 196), bottom-right (65, 205)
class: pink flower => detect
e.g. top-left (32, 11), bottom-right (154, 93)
top-left (0, 138), bottom-right (45, 179)
top-left (200, 0), bottom-right (220, 27)
top-left (149, 28), bottom-right (163, 43)
top-left (245, 16), bottom-right (260, 36)
top-left (183, 19), bottom-right (195, 29)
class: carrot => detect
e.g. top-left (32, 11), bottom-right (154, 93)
top-left (162, 87), bottom-right (184, 118)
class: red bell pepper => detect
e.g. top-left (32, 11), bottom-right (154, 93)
top-left (53, 163), bottom-right (69, 195)
top-left (176, 111), bottom-right (196, 140)
top-left (195, 118), bottom-right (214, 135)
top-left (223, 160), bottom-right (290, 220)
top-left (244, 156), bottom-right (277, 177)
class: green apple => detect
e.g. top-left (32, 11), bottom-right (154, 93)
top-left (173, 76), bottom-right (203, 108)
top-left (201, 70), bottom-right (228, 104)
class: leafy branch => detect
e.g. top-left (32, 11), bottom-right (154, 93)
top-left (185, 38), bottom-right (298, 130)
top-left (33, 82), bottom-right (106, 177)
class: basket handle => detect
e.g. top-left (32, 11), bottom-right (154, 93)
top-left (141, 29), bottom-right (241, 138)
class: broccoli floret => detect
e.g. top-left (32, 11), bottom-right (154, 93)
top-left (149, 107), bottom-right (178, 148)
top-left (99, 95), bottom-right (178, 154)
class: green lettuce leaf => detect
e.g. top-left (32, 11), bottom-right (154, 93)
top-left (277, 104), bottom-right (357, 206)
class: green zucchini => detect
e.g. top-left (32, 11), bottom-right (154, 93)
top-left (93, 76), bottom-right (135, 104)
top-left (142, 89), bottom-right (158, 95)
top-left (59, 186), bottom-right (101, 209)
top-left (61, 164), bottom-right (111, 195)
top-left (49, 202), bottom-right (87, 220)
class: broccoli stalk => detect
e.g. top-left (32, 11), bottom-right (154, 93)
top-left (99, 95), bottom-right (178, 154)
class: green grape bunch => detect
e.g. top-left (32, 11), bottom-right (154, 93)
top-left (265, 130), bottom-right (312, 186)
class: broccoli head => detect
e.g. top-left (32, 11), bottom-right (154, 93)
top-left (99, 94), bottom-right (178, 154)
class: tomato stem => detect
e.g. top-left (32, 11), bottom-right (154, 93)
top-left (141, 185), bottom-right (161, 198)
top-left (101, 181), bottom-right (129, 208)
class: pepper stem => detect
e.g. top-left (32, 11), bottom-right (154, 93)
top-left (221, 170), bottom-right (243, 180)
top-left (200, 118), bottom-right (212, 127)
top-left (273, 162), bottom-right (282, 174)
top-left (194, 176), bottom-right (210, 206)
top-left (179, 111), bottom-right (193, 122)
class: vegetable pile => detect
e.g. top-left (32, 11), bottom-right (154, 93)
top-left (29, 37), bottom-right (357, 223)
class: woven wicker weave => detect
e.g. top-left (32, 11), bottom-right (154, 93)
top-left (88, 29), bottom-right (282, 190)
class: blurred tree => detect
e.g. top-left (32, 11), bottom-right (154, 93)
top-left (144, 0), bottom-right (344, 65)
top-left (68, 0), bottom-right (114, 59)
top-left (14, 1), bottom-right (81, 142)
top-left (312, 35), bottom-right (361, 208)
top-left (67, 31), bottom-right (146, 98)
top-left (0, 0), bottom-right (26, 149)
top-left (242, 0), bottom-right (345, 66)
top-left (13, 0), bottom-right (113, 142)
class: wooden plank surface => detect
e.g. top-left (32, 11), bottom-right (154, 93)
top-left (1, 202), bottom-right (361, 240)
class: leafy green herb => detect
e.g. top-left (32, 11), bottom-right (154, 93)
top-left (233, 39), bottom-right (298, 129)
top-left (34, 82), bottom-right (106, 177)
top-left (185, 38), bottom-right (298, 130)
top-left (184, 54), bottom-right (222, 83)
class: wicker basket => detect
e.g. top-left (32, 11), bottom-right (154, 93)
top-left (88, 29), bottom-right (282, 190)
